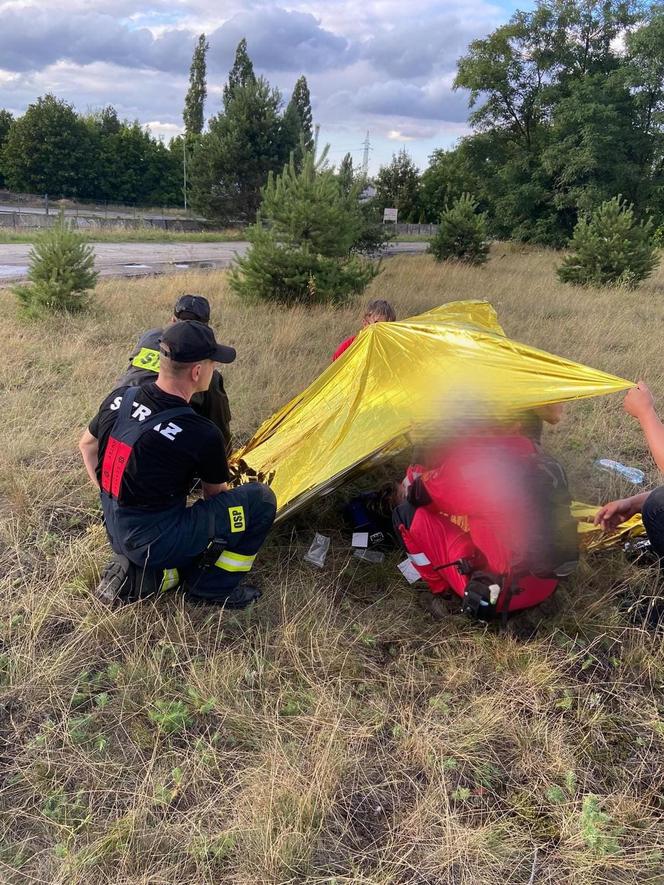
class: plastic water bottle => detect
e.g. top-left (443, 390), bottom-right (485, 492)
top-left (594, 459), bottom-right (645, 485)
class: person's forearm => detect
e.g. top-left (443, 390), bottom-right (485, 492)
top-left (630, 491), bottom-right (650, 511)
top-left (81, 452), bottom-right (99, 488)
top-left (79, 440), bottom-right (100, 488)
top-left (639, 409), bottom-right (664, 472)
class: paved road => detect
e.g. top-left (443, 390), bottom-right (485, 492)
top-left (0, 240), bottom-right (427, 283)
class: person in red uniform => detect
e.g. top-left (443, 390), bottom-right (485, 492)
top-left (393, 422), bottom-right (577, 620)
top-left (332, 299), bottom-right (396, 361)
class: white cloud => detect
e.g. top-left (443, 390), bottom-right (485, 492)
top-left (145, 119), bottom-right (183, 140)
top-left (0, 0), bottom-right (503, 169)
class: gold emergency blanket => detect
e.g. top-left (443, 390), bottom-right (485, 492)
top-left (232, 301), bottom-right (634, 520)
top-left (573, 502), bottom-right (646, 550)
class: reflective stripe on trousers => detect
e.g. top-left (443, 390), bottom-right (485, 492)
top-left (159, 568), bottom-right (180, 592)
top-left (215, 550), bottom-right (257, 573)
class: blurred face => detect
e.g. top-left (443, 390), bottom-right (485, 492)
top-left (363, 312), bottom-right (384, 327)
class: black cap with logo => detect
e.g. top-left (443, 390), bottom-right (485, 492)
top-left (160, 320), bottom-right (236, 364)
top-left (173, 294), bottom-right (211, 323)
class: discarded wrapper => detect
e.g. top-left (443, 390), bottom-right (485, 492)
top-left (352, 531), bottom-right (369, 548)
top-left (397, 558), bottom-right (421, 584)
top-left (353, 548), bottom-right (385, 564)
top-left (304, 533), bottom-right (330, 568)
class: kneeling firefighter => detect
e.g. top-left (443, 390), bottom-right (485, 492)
top-left (393, 432), bottom-right (578, 619)
top-left (79, 321), bottom-right (276, 607)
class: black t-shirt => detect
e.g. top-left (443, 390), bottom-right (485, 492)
top-left (89, 382), bottom-right (229, 511)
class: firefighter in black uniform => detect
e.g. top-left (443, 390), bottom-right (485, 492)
top-left (80, 321), bottom-right (276, 607)
top-left (118, 294), bottom-right (233, 455)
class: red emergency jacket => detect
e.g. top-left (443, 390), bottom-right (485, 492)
top-left (396, 435), bottom-right (559, 612)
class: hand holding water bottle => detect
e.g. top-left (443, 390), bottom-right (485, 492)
top-left (624, 381), bottom-right (655, 421)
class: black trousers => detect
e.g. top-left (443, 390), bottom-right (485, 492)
top-left (642, 486), bottom-right (664, 558)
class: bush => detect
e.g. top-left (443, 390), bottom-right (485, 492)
top-left (230, 224), bottom-right (377, 305)
top-left (230, 145), bottom-right (378, 305)
top-left (14, 215), bottom-right (97, 317)
top-left (429, 193), bottom-right (489, 264)
top-left (557, 196), bottom-right (659, 288)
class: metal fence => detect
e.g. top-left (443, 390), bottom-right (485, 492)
top-left (388, 222), bottom-right (438, 236)
top-left (0, 211), bottom-right (204, 232)
top-left (0, 189), bottom-right (198, 223)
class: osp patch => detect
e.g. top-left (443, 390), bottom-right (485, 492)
top-left (229, 506), bottom-right (246, 533)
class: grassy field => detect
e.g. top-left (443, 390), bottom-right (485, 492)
top-left (0, 227), bottom-right (244, 245)
top-left (1, 247), bottom-right (663, 884)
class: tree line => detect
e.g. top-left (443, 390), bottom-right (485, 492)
top-left (374, 0), bottom-right (664, 246)
top-left (0, 38), bottom-right (316, 216)
top-left (3, 0), bottom-right (664, 242)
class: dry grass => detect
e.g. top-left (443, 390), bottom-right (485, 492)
top-left (1, 247), bottom-right (663, 884)
top-left (0, 227), bottom-right (244, 245)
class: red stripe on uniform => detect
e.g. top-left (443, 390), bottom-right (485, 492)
top-left (101, 437), bottom-right (133, 498)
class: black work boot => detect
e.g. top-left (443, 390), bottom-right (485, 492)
top-left (95, 555), bottom-right (131, 606)
top-left (187, 583), bottom-right (262, 610)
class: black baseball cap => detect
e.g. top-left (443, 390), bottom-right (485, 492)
top-left (160, 320), bottom-right (236, 364)
top-left (173, 294), bottom-right (210, 323)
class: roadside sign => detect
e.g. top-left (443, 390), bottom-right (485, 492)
top-left (383, 207), bottom-right (398, 222)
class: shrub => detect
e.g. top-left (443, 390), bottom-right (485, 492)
top-left (230, 225), bottom-right (376, 305)
top-left (579, 795), bottom-right (622, 856)
top-left (14, 215), bottom-right (97, 317)
top-left (230, 145), bottom-right (378, 305)
top-left (557, 196), bottom-right (659, 288)
top-left (429, 193), bottom-right (489, 264)
top-left (148, 699), bottom-right (192, 734)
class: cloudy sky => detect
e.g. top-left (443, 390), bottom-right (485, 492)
top-left (0, 0), bottom-right (525, 172)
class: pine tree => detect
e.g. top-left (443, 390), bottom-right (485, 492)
top-left (286, 76), bottom-right (314, 151)
top-left (190, 76), bottom-right (284, 223)
top-left (223, 39), bottom-right (255, 108)
top-left (429, 193), bottom-right (489, 264)
top-left (230, 145), bottom-right (377, 305)
top-left (338, 152), bottom-right (354, 194)
top-left (281, 76), bottom-right (314, 170)
top-left (14, 215), bottom-right (98, 317)
top-left (280, 102), bottom-right (300, 166)
top-left (183, 34), bottom-right (209, 137)
top-left (557, 195), bottom-right (659, 288)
